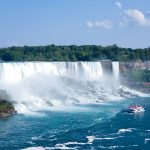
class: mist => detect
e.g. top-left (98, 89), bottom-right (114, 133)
top-left (0, 61), bottom-right (145, 114)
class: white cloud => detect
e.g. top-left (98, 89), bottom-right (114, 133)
top-left (115, 2), bottom-right (122, 9)
top-left (86, 20), bottom-right (113, 29)
top-left (95, 20), bottom-right (113, 29)
top-left (125, 9), bottom-right (150, 26)
top-left (86, 21), bottom-right (94, 28)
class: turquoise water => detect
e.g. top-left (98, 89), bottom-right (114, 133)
top-left (0, 97), bottom-right (150, 150)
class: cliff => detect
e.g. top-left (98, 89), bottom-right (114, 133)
top-left (119, 61), bottom-right (150, 93)
top-left (119, 61), bottom-right (150, 72)
top-left (0, 100), bottom-right (16, 118)
top-left (0, 90), bottom-right (16, 118)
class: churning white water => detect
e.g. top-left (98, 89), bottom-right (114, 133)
top-left (0, 61), bottom-right (144, 114)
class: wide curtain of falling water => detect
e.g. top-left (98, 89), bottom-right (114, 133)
top-left (0, 61), bottom-right (125, 114)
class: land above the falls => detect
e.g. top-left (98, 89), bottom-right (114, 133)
top-left (0, 44), bottom-right (150, 62)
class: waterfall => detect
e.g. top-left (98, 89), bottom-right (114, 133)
top-left (80, 62), bottom-right (103, 80)
top-left (112, 61), bottom-right (119, 78)
top-left (0, 62), bottom-right (104, 83)
top-left (0, 61), bottom-right (146, 115)
top-left (0, 61), bottom-right (125, 114)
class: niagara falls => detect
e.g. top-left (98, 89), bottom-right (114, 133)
top-left (1, 0), bottom-right (150, 150)
top-left (0, 61), bottom-right (150, 150)
top-left (0, 61), bottom-right (145, 114)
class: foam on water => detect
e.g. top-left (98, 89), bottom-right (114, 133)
top-left (86, 136), bottom-right (95, 144)
top-left (22, 147), bottom-right (45, 150)
top-left (64, 142), bottom-right (87, 145)
top-left (118, 129), bottom-right (132, 133)
top-left (145, 138), bottom-right (150, 144)
top-left (22, 145), bottom-right (78, 150)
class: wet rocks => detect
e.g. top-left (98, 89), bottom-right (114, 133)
top-left (0, 100), bottom-right (16, 118)
top-left (0, 90), bottom-right (16, 118)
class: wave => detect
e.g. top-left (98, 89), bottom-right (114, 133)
top-left (118, 128), bottom-right (137, 133)
top-left (22, 147), bottom-right (45, 150)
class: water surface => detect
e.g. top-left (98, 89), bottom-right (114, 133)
top-left (0, 97), bottom-right (150, 150)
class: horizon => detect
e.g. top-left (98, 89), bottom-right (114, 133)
top-left (0, 44), bottom-right (149, 50)
top-left (0, 0), bottom-right (150, 48)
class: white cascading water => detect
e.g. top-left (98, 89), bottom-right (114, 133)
top-left (0, 61), bottom-right (145, 114)
top-left (112, 61), bottom-right (119, 78)
top-left (0, 62), bottom-right (103, 83)
top-left (0, 62), bottom-right (106, 114)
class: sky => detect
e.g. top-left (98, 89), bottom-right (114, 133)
top-left (0, 0), bottom-right (150, 48)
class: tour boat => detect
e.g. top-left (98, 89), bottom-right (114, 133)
top-left (129, 105), bottom-right (145, 113)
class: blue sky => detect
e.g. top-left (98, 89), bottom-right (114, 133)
top-left (0, 0), bottom-right (150, 48)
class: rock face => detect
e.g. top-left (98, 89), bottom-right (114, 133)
top-left (119, 61), bottom-right (150, 72)
top-left (119, 61), bottom-right (150, 93)
top-left (0, 100), bottom-right (16, 118)
top-left (0, 90), bottom-right (16, 118)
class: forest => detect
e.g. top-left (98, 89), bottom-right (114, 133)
top-left (0, 44), bottom-right (150, 62)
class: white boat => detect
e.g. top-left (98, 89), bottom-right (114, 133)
top-left (129, 105), bottom-right (145, 113)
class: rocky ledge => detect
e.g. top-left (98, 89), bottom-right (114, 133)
top-left (0, 100), bottom-right (16, 118)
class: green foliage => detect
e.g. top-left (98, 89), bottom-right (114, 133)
top-left (122, 70), bottom-right (150, 82)
top-left (0, 44), bottom-right (150, 62)
top-left (0, 100), bottom-right (14, 113)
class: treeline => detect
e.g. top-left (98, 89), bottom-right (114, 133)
top-left (0, 44), bottom-right (150, 61)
